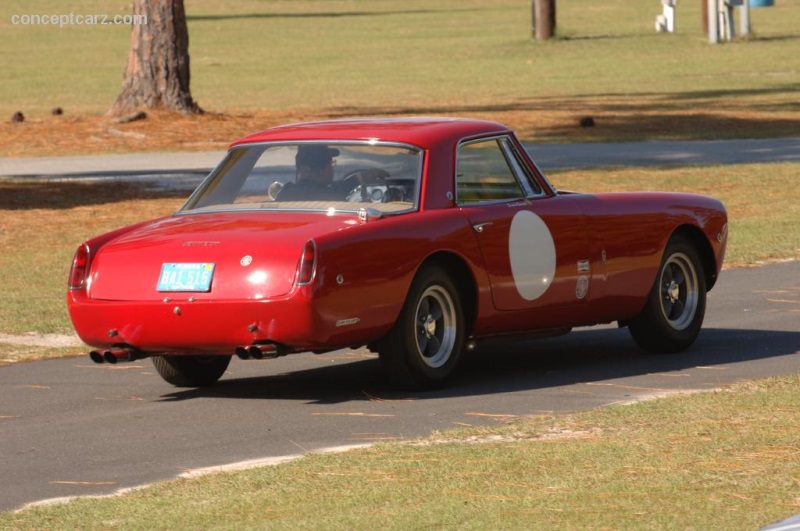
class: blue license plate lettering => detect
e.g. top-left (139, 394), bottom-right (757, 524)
top-left (157, 263), bottom-right (215, 292)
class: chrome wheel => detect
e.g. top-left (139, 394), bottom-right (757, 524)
top-left (377, 265), bottom-right (465, 389)
top-left (414, 285), bottom-right (457, 368)
top-left (658, 252), bottom-right (699, 331)
top-left (628, 236), bottom-right (707, 354)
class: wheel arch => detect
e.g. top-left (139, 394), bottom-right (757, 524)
top-left (670, 224), bottom-right (718, 291)
top-left (417, 251), bottom-right (478, 338)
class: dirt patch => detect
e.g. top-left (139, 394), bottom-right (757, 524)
top-left (3, 97), bottom-right (798, 158)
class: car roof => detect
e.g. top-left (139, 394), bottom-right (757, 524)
top-left (229, 117), bottom-right (512, 150)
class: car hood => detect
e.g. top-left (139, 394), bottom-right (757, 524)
top-left (88, 211), bottom-right (356, 301)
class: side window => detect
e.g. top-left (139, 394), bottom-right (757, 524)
top-left (456, 138), bottom-right (525, 205)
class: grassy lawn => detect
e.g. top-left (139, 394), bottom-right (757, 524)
top-left (1, 0), bottom-right (799, 155)
top-left (3, 375), bottom-right (799, 529)
top-left (3, 0), bottom-right (798, 115)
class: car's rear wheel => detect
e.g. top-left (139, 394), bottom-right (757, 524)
top-left (377, 265), bottom-right (465, 389)
top-left (628, 236), bottom-right (706, 353)
top-left (151, 355), bottom-right (231, 387)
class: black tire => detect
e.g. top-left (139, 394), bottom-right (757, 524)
top-left (151, 355), bottom-right (232, 387)
top-left (377, 265), bottom-right (465, 389)
top-left (629, 236), bottom-right (706, 353)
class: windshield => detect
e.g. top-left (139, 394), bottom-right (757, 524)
top-left (180, 142), bottom-right (423, 215)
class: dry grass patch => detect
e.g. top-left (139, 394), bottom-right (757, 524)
top-left (3, 95), bottom-right (800, 157)
top-left (0, 181), bottom-right (186, 334)
top-left (0, 343), bottom-right (85, 366)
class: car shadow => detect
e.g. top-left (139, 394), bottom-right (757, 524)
top-left (157, 327), bottom-right (800, 404)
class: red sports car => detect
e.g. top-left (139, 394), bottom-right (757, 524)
top-left (68, 118), bottom-right (728, 389)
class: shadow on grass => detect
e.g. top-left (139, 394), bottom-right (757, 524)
top-left (528, 113), bottom-right (800, 143)
top-left (156, 327), bottom-right (800, 405)
top-left (188, 8), bottom-right (483, 22)
top-left (669, 84), bottom-right (800, 101)
top-left (0, 181), bottom-right (189, 210)
top-left (324, 85), bottom-right (800, 142)
top-left (330, 84), bottom-right (800, 114)
top-left (745, 33), bottom-right (800, 43)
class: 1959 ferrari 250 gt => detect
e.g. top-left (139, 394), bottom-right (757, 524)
top-left (68, 118), bottom-right (728, 389)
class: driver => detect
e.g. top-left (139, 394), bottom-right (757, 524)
top-left (275, 145), bottom-right (343, 201)
top-left (275, 145), bottom-right (390, 202)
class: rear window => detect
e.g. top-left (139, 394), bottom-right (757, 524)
top-left (181, 142), bottom-right (424, 215)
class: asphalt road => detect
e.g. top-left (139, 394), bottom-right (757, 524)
top-left (2, 137), bottom-right (799, 181)
top-left (1, 260), bottom-right (798, 512)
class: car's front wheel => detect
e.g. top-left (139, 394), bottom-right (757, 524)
top-left (377, 265), bottom-right (465, 389)
top-left (151, 355), bottom-right (231, 387)
top-left (628, 236), bottom-right (706, 353)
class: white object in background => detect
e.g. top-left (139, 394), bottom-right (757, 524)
top-left (656, 0), bottom-right (678, 32)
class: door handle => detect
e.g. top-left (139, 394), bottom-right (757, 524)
top-left (472, 222), bottom-right (493, 233)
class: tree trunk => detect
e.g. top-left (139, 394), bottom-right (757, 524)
top-left (109, 0), bottom-right (201, 116)
top-left (532, 0), bottom-right (556, 41)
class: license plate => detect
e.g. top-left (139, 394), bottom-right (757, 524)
top-left (157, 263), bottom-right (215, 292)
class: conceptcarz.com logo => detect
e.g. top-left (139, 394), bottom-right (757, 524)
top-left (9, 13), bottom-right (148, 27)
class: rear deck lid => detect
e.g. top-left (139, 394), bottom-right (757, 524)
top-left (88, 211), bottom-right (349, 301)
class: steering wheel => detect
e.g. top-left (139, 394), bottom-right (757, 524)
top-left (341, 169), bottom-right (391, 202)
top-left (342, 168), bottom-right (390, 190)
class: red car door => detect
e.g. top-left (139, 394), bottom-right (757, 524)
top-left (455, 136), bottom-right (591, 315)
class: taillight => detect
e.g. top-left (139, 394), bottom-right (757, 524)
top-left (68, 244), bottom-right (90, 289)
top-left (297, 240), bottom-right (316, 286)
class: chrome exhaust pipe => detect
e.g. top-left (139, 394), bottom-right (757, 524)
top-left (249, 344), bottom-right (280, 359)
top-left (235, 344), bottom-right (280, 360)
top-left (101, 347), bottom-right (146, 364)
top-left (89, 350), bottom-right (105, 364)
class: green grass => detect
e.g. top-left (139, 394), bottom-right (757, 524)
top-left (1, 0), bottom-right (798, 124)
top-left (3, 375), bottom-right (799, 529)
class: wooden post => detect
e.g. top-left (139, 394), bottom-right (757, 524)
top-left (702, 0), bottom-right (708, 35)
top-left (533, 0), bottom-right (555, 40)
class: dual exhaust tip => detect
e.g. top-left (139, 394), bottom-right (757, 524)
top-left (90, 344), bottom-right (284, 363)
top-left (235, 344), bottom-right (281, 360)
top-left (89, 348), bottom-right (145, 364)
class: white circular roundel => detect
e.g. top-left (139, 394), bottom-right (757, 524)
top-left (508, 210), bottom-right (556, 301)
